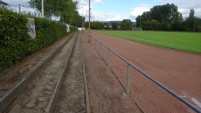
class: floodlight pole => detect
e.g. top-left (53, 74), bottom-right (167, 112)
top-left (41, 0), bottom-right (44, 17)
top-left (88, 0), bottom-right (91, 43)
top-left (18, 4), bottom-right (21, 14)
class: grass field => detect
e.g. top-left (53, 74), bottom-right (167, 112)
top-left (96, 30), bottom-right (201, 54)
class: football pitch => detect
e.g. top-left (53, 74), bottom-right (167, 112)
top-left (96, 30), bottom-right (201, 54)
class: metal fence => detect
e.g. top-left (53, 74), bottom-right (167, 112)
top-left (84, 31), bottom-right (201, 113)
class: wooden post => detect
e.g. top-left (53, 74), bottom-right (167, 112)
top-left (88, 0), bottom-right (91, 43)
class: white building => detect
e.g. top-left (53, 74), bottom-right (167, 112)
top-left (78, 27), bottom-right (86, 31)
top-left (0, 0), bottom-right (8, 8)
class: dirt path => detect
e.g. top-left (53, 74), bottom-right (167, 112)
top-left (54, 32), bottom-right (86, 113)
top-left (90, 31), bottom-right (201, 113)
top-left (81, 31), bottom-right (143, 113)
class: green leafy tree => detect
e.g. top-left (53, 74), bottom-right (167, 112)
top-left (112, 23), bottom-right (118, 30)
top-left (141, 11), bottom-right (151, 22)
top-left (136, 15), bottom-right (141, 27)
top-left (136, 3), bottom-right (186, 31)
top-left (184, 9), bottom-right (195, 31)
top-left (29, 0), bottom-right (84, 26)
top-left (121, 19), bottom-right (132, 30)
top-left (150, 3), bottom-right (179, 22)
top-left (85, 21), bottom-right (104, 29)
top-left (103, 23), bottom-right (111, 29)
top-left (142, 19), bottom-right (160, 30)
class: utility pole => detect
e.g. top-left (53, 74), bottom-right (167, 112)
top-left (41, 0), bottom-right (44, 17)
top-left (18, 4), bottom-right (21, 14)
top-left (140, 16), bottom-right (141, 28)
top-left (194, 17), bottom-right (196, 32)
top-left (88, 0), bottom-right (91, 42)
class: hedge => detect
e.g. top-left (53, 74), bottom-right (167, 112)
top-left (0, 9), bottom-right (75, 72)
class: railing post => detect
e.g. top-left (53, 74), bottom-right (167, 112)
top-left (91, 38), bottom-right (93, 48)
top-left (101, 44), bottom-right (103, 59)
top-left (100, 43), bottom-right (102, 58)
top-left (107, 49), bottom-right (110, 67)
top-left (126, 64), bottom-right (130, 95)
top-left (95, 40), bottom-right (96, 50)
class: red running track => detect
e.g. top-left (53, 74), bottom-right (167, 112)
top-left (90, 31), bottom-right (201, 113)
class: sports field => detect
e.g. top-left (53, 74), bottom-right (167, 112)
top-left (96, 30), bottom-right (201, 54)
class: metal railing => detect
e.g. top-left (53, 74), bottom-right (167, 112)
top-left (84, 31), bottom-right (201, 113)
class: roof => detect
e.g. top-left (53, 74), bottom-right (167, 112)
top-left (0, 0), bottom-right (8, 5)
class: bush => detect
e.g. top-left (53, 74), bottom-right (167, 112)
top-left (0, 9), bottom-right (74, 72)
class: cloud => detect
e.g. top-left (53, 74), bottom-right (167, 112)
top-left (91, 11), bottom-right (124, 21)
top-left (75, 0), bottom-right (94, 16)
top-left (76, 0), bottom-right (124, 21)
top-left (179, 8), bottom-right (201, 18)
top-left (75, 0), bottom-right (103, 6)
top-left (130, 5), bottom-right (150, 21)
top-left (130, 1), bottom-right (201, 22)
top-left (6, 0), bottom-right (30, 7)
top-left (154, 0), bottom-right (201, 18)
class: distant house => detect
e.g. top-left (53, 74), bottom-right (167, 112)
top-left (0, 0), bottom-right (8, 9)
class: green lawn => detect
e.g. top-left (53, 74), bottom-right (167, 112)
top-left (96, 30), bottom-right (201, 54)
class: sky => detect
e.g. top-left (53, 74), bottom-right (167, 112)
top-left (3, 0), bottom-right (201, 22)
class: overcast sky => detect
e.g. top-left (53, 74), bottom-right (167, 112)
top-left (4, 0), bottom-right (201, 22)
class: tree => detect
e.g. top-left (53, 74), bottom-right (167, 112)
top-left (104, 23), bottom-right (111, 29)
top-left (29, 0), bottom-right (84, 26)
top-left (136, 11), bottom-right (151, 28)
top-left (136, 3), bottom-right (186, 31)
top-left (136, 15), bottom-right (141, 27)
top-left (184, 9), bottom-right (195, 31)
top-left (195, 18), bottom-right (201, 32)
top-left (121, 19), bottom-right (132, 30)
top-left (142, 20), bottom-right (161, 30)
top-left (150, 3), bottom-right (179, 23)
top-left (85, 21), bottom-right (104, 29)
top-left (112, 23), bottom-right (118, 30)
top-left (141, 11), bottom-right (151, 22)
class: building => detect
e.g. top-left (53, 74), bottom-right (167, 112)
top-left (78, 27), bottom-right (86, 31)
top-left (0, 0), bottom-right (8, 9)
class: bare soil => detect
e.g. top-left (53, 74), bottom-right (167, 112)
top-left (90, 31), bottom-right (201, 113)
top-left (81, 31), bottom-right (143, 113)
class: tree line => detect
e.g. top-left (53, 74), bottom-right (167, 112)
top-left (29, 0), bottom-right (85, 27)
top-left (85, 3), bottom-right (201, 32)
top-left (136, 3), bottom-right (201, 32)
top-left (84, 19), bottom-right (133, 30)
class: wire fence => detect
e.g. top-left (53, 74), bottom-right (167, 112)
top-left (4, 4), bottom-right (42, 18)
top-left (84, 31), bottom-right (201, 113)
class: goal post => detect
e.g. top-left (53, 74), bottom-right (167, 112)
top-left (132, 28), bottom-right (142, 31)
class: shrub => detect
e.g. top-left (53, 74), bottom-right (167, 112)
top-left (0, 9), bottom-right (74, 72)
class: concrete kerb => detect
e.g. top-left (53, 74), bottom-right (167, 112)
top-left (0, 32), bottom-right (76, 113)
top-left (45, 32), bottom-right (78, 113)
top-left (80, 31), bottom-right (91, 113)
